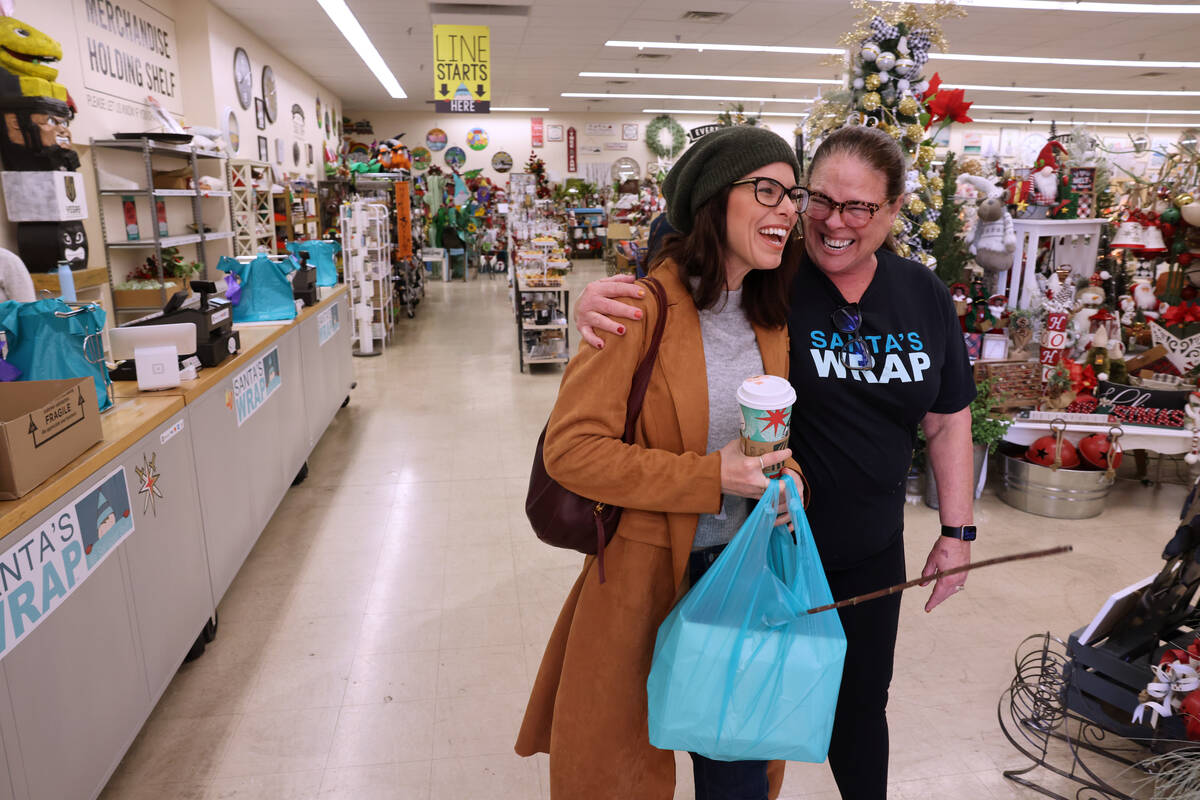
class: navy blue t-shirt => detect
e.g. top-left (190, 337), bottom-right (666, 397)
top-left (788, 248), bottom-right (975, 569)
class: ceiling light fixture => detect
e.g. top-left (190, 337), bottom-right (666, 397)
top-left (907, 0), bottom-right (1200, 13)
top-left (973, 117), bottom-right (1189, 127)
top-left (930, 53), bottom-right (1200, 68)
top-left (605, 40), bottom-right (1200, 69)
top-left (562, 92), bottom-right (813, 104)
top-left (605, 40), bottom-right (843, 55)
top-left (316, 0), bottom-right (405, 98)
top-left (641, 108), bottom-right (806, 117)
top-left (492, 106), bottom-right (550, 111)
top-left (973, 103), bottom-right (1200, 115)
top-left (580, 71), bottom-right (840, 85)
top-left (947, 83), bottom-right (1200, 96)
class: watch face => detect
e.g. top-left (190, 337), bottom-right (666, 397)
top-left (262, 65), bottom-right (277, 123)
top-left (234, 48), bottom-right (252, 110)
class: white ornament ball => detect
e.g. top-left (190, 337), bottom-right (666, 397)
top-left (1188, 452), bottom-right (1200, 465)
top-left (861, 42), bottom-right (881, 62)
top-left (1097, 372), bottom-right (1109, 382)
top-left (897, 79), bottom-right (911, 92)
top-left (876, 51), bottom-right (897, 71)
top-left (878, 70), bottom-right (892, 84)
top-left (852, 77), bottom-right (865, 90)
top-left (914, 80), bottom-right (929, 95)
top-left (894, 56), bottom-right (916, 78)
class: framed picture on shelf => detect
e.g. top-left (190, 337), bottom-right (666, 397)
top-left (980, 333), bottom-right (1009, 361)
top-left (254, 97), bottom-right (266, 130)
top-left (257, 135), bottom-right (268, 162)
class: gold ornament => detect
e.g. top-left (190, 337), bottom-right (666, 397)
top-left (891, 217), bottom-right (906, 236)
top-left (930, 175), bottom-right (944, 192)
top-left (898, 96), bottom-right (920, 118)
top-left (1178, 193), bottom-right (1196, 207)
top-left (930, 193), bottom-right (944, 210)
top-left (917, 145), bottom-right (935, 167)
top-left (907, 196), bottom-right (927, 215)
top-left (919, 173), bottom-right (930, 190)
top-left (896, 242), bottom-right (912, 258)
top-left (864, 74), bottom-right (882, 92)
top-left (920, 221), bottom-right (940, 241)
top-left (905, 123), bottom-right (926, 143)
top-left (888, 124), bottom-right (904, 141)
top-left (861, 92), bottom-right (882, 112)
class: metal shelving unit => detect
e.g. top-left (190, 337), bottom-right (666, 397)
top-left (230, 159), bottom-right (276, 256)
top-left (90, 137), bottom-right (232, 318)
top-left (340, 200), bottom-right (393, 355)
top-left (514, 278), bottom-right (569, 372)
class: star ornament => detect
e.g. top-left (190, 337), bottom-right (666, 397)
top-left (756, 408), bottom-right (790, 437)
top-left (135, 453), bottom-right (164, 516)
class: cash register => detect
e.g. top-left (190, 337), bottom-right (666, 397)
top-left (113, 280), bottom-right (240, 375)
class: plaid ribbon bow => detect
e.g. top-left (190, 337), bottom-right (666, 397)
top-left (868, 16), bottom-right (899, 42)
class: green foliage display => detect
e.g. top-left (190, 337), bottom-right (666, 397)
top-left (932, 152), bottom-right (970, 287)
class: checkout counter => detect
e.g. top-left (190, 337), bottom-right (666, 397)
top-left (0, 285), bottom-right (352, 800)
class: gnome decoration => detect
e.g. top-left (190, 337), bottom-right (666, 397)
top-left (961, 175), bottom-right (1015, 273)
top-left (1031, 140), bottom-right (1067, 206)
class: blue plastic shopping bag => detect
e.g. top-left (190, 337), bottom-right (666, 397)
top-left (216, 255), bottom-right (297, 322)
top-left (286, 239), bottom-right (340, 287)
top-left (647, 475), bottom-right (847, 762)
top-left (0, 298), bottom-right (111, 410)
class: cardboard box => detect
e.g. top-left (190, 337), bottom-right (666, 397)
top-left (2, 171), bottom-right (89, 221)
top-left (152, 168), bottom-right (192, 190)
top-left (0, 378), bottom-right (103, 499)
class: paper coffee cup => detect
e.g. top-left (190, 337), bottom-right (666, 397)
top-left (737, 375), bottom-right (797, 478)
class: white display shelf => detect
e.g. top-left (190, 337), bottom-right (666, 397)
top-left (1004, 419), bottom-right (1191, 454)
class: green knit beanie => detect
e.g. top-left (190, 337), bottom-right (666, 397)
top-left (662, 126), bottom-right (800, 234)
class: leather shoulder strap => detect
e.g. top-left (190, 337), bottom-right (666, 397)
top-left (622, 276), bottom-right (668, 442)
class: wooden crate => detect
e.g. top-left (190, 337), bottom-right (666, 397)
top-left (974, 359), bottom-right (1042, 411)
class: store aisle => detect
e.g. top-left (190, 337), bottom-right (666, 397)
top-left (100, 261), bottom-right (1177, 800)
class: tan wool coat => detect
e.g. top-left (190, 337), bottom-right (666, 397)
top-left (514, 263), bottom-right (804, 799)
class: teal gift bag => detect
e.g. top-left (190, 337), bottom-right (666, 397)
top-left (217, 255), bottom-right (297, 322)
top-left (286, 239), bottom-right (340, 287)
top-left (647, 475), bottom-right (847, 762)
top-left (0, 299), bottom-right (111, 410)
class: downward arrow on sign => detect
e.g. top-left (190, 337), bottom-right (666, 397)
top-left (476, 84), bottom-right (485, 98)
top-left (440, 83), bottom-right (449, 97)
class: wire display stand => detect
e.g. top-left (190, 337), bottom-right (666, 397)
top-left (340, 200), bottom-right (392, 357)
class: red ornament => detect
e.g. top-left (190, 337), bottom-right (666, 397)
top-left (1180, 252), bottom-right (1194, 268)
top-left (1183, 691), bottom-right (1200, 741)
top-left (1163, 223), bottom-right (1177, 240)
top-left (1078, 433), bottom-right (1122, 470)
top-left (1026, 435), bottom-right (1080, 468)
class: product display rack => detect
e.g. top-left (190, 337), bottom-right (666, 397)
top-left (230, 159), bottom-right (276, 256)
top-left (274, 188), bottom-right (319, 249)
top-left (91, 137), bottom-right (233, 317)
top-left (567, 207), bottom-right (605, 258)
top-left (340, 200), bottom-right (394, 355)
top-left (514, 277), bottom-right (569, 372)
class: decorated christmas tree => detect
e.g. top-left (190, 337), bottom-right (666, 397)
top-left (807, 0), bottom-right (970, 268)
top-left (525, 151), bottom-right (550, 200)
top-left (931, 152), bottom-right (970, 286)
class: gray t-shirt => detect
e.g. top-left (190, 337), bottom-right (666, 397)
top-left (692, 285), bottom-right (765, 549)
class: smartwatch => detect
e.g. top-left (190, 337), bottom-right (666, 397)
top-left (941, 524), bottom-right (977, 542)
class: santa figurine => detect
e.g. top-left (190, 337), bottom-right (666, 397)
top-left (1031, 140), bottom-right (1067, 206)
top-left (1132, 277), bottom-right (1161, 319)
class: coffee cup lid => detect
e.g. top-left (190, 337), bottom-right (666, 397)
top-left (736, 374), bottom-right (796, 409)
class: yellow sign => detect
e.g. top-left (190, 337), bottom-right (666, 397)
top-left (433, 24), bottom-right (490, 114)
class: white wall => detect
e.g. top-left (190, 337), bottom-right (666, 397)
top-left (345, 110), bottom-right (800, 186)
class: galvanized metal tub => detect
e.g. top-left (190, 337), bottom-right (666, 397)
top-left (997, 454), bottom-right (1114, 520)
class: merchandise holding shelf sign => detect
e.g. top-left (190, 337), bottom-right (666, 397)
top-left (567, 127), bottom-right (577, 174)
top-left (411, 147), bottom-right (431, 171)
top-left (492, 151), bottom-right (513, 173)
top-left (426, 128), bottom-right (447, 152)
top-left (467, 128), bottom-right (488, 151)
top-left (433, 24), bottom-right (490, 114)
top-left (445, 146), bottom-right (466, 170)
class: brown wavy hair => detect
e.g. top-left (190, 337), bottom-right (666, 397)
top-left (649, 185), bottom-right (800, 329)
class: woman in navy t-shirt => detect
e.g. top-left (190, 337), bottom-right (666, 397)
top-left (574, 126), bottom-right (976, 799)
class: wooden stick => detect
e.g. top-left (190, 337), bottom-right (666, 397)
top-left (806, 545), bottom-right (1073, 615)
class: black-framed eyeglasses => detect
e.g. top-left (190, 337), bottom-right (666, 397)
top-left (831, 303), bottom-right (875, 371)
top-left (805, 189), bottom-right (882, 228)
top-left (730, 177), bottom-right (809, 212)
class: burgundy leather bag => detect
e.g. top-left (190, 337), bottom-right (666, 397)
top-left (525, 276), bottom-right (668, 583)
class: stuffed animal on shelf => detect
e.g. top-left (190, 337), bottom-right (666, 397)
top-left (961, 175), bottom-right (1016, 273)
top-left (1031, 140), bottom-right (1067, 205)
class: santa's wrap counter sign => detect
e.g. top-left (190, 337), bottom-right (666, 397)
top-left (0, 466), bottom-right (134, 661)
top-left (232, 346), bottom-right (282, 426)
top-left (318, 304), bottom-right (340, 346)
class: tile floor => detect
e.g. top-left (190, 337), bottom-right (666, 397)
top-left (99, 261), bottom-right (1189, 799)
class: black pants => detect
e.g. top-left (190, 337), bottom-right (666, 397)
top-left (686, 537), bottom-right (905, 800)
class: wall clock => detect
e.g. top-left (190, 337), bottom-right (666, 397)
top-left (223, 107), bottom-right (240, 154)
top-left (261, 65), bottom-right (277, 124)
top-left (233, 47), bottom-right (252, 110)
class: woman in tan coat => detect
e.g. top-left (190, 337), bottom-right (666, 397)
top-left (515, 126), bottom-right (811, 800)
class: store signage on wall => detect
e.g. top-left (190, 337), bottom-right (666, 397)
top-left (74, 0), bottom-right (183, 119)
top-left (0, 466), bottom-right (134, 662)
top-left (567, 127), bottom-right (577, 173)
top-left (232, 346), bottom-right (282, 426)
top-left (585, 123), bottom-right (614, 136)
top-left (604, 142), bottom-right (628, 151)
top-left (318, 305), bottom-right (340, 346)
top-left (531, 117), bottom-right (543, 148)
top-left (433, 24), bottom-right (490, 114)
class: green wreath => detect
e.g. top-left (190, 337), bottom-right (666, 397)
top-left (646, 115), bottom-right (686, 159)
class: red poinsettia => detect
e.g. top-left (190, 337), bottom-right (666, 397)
top-left (1161, 302), bottom-right (1200, 328)
top-left (921, 73), bottom-right (942, 102)
top-left (927, 88), bottom-right (974, 126)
